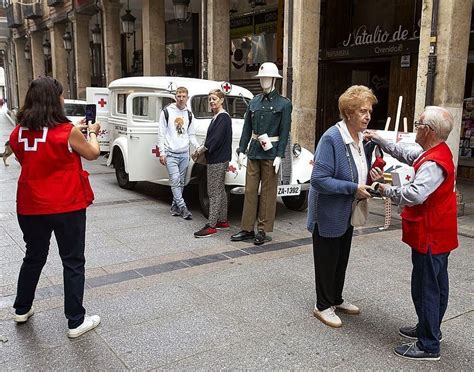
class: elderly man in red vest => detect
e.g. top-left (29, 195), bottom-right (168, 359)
top-left (365, 106), bottom-right (458, 361)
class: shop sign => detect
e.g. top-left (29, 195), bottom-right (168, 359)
top-left (320, 39), bottom-right (419, 61)
top-left (401, 54), bottom-right (411, 68)
top-left (342, 25), bottom-right (411, 47)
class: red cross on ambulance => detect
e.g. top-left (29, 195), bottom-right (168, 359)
top-left (221, 82), bottom-right (232, 94)
top-left (97, 98), bottom-right (107, 108)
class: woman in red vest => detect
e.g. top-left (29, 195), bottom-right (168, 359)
top-left (9, 77), bottom-right (102, 338)
top-left (365, 106), bottom-right (458, 361)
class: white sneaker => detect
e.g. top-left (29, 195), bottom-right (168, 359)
top-left (335, 300), bottom-right (360, 315)
top-left (67, 315), bottom-right (101, 338)
top-left (14, 307), bottom-right (34, 323)
top-left (313, 306), bottom-right (342, 328)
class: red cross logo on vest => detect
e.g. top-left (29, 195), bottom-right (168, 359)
top-left (98, 98), bottom-right (107, 108)
top-left (18, 127), bottom-right (48, 151)
top-left (405, 174), bottom-right (412, 181)
top-left (152, 145), bottom-right (160, 157)
top-left (221, 82), bottom-right (232, 94)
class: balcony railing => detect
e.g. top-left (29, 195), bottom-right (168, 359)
top-left (6, 3), bottom-right (22, 28)
top-left (23, 2), bottom-right (43, 20)
top-left (47, 0), bottom-right (64, 6)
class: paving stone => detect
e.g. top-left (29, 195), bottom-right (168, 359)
top-left (98, 304), bottom-right (255, 369)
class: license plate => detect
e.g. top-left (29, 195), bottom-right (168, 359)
top-left (277, 184), bottom-right (301, 197)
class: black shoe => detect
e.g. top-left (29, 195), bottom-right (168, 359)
top-left (230, 230), bottom-right (255, 241)
top-left (254, 230), bottom-right (272, 245)
top-left (394, 342), bottom-right (440, 361)
top-left (399, 325), bottom-right (443, 342)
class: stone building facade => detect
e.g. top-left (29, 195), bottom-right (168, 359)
top-left (1, 0), bottom-right (473, 177)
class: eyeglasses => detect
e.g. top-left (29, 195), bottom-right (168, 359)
top-left (414, 121), bottom-right (433, 130)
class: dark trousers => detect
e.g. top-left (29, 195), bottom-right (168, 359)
top-left (312, 224), bottom-right (353, 311)
top-left (14, 209), bottom-right (87, 329)
top-left (411, 249), bottom-right (450, 354)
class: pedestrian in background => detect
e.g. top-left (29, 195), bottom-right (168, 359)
top-left (157, 86), bottom-right (198, 220)
top-left (307, 85), bottom-right (377, 328)
top-left (365, 106), bottom-right (458, 361)
top-left (194, 89), bottom-right (232, 238)
top-left (9, 76), bottom-right (101, 338)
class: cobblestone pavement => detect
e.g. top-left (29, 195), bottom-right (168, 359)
top-left (0, 113), bottom-right (473, 369)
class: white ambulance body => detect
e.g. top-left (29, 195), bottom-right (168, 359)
top-left (95, 76), bottom-right (313, 215)
top-left (86, 87), bottom-right (110, 152)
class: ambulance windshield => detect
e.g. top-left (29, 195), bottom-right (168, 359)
top-left (191, 95), bottom-right (249, 119)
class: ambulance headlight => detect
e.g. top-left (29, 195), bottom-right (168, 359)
top-left (292, 143), bottom-right (302, 157)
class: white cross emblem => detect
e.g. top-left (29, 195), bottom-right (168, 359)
top-left (18, 127), bottom-right (48, 151)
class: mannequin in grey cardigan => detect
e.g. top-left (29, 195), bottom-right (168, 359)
top-left (307, 85), bottom-right (377, 329)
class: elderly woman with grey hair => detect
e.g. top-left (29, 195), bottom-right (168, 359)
top-left (365, 106), bottom-right (458, 361)
top-left (307, 85), bottom-right (378, 329)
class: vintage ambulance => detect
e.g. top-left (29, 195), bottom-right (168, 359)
top-left (90, 76), bottom-right (313, 215)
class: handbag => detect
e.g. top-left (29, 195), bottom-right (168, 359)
top-left (351, 198), bottom-right (368, 227)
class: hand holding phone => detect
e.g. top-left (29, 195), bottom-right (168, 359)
top-left (367, 188), bottom-right (381, 197)
top-left (85, 104), bottom-right (97, 124)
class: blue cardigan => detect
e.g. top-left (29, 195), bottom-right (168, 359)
top-left (306, 124), bottom-right (373, 237)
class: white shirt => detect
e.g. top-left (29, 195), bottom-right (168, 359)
top-left (157, 103), bottom-right (199, 154)
top-left (337, 121), bottom-right (368, 185)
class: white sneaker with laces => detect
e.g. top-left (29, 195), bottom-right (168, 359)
top-left (335, 300), bottom-right (360, 314)
top-left (67, 315), bottom-right (101, 338)
top-left (313, 306), bottom-right (342, 328)
top-left (14, 307), bottom-right (34, 323)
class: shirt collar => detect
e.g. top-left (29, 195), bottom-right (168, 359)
top-left (337, 120), bottom-right (363, 146)
top-left (261, 89), bottom-right (278, 102)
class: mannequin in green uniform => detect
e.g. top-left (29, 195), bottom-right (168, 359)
top-left (231, 62), bottom-right (292, 245)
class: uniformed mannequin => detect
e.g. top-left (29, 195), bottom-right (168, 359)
top-left (231, 62), bottom-right (292, 245)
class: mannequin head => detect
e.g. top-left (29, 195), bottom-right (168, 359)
top-left (255, 62), bottom-right (282, 94)
top-left (259, 77), bottom-right (275, 93)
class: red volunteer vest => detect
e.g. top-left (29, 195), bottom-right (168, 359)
top-left (400, 142), bottom-right (458, 254)
top-left (9, 123), bottom-right (94, 215)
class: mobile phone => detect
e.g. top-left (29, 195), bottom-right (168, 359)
top-left (85, 104), bottom-right (97, 124)
top-left (367, 188), bottom-right (381, 197)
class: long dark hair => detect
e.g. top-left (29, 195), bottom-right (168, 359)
top-left (17, 77), bottom-right (70, 130)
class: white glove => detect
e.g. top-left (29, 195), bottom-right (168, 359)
top-left (236, 152), bottom-right (245, 169)
top-left (273, 156), bottom-right (281, 174)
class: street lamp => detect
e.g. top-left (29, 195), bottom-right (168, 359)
top-left (172, 0), bottom-right (190, 22)
top-left (121, 0), bottom-right (135, 40)
top-left (62, 30), bottom-right (73, 98)
top-left (42, 39), bottom-right (51, 58)
top-left (91, 23), bottom-right (102, 45)
top-left (24, 43), bottom-right (31, 60)
top-left (62, 31), bottom-right (72, 52)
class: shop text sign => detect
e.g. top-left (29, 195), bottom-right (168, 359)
top-left (342, 25), bottom-right (411, 47)
top-left (321, 39), bottom-right (419, 60)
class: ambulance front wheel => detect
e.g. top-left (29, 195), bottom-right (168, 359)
top-left (282, 190), bottom-right (308, 211)
top-left (114, 150), bottom-right (137, 190)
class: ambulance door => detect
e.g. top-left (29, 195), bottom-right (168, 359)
top-left (126, 92), bottom-right (175, 182)
top-left (86, 87), bottom-right (110, 152)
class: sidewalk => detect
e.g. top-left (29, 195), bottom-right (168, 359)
top-left (0, 114), bottom-right (472, 369)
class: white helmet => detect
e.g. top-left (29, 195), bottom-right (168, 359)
top-left (255, 62), bottom-right (282, 78)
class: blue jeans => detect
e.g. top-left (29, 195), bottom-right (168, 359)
top-left (411, 249), bottom-right (450, 353)
top-left (166, 152), bottom-right (189, 209)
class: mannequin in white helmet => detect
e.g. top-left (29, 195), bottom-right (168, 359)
top-left (231, 62), bottom-right (293, 245)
